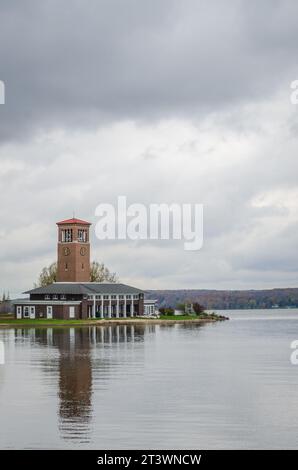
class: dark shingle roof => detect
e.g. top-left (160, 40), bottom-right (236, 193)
top-left (24, 282), bottom-right (144, 295)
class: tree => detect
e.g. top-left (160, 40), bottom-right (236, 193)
top-left (35, 262), bottom-right (57, 287)
top-left (35, 261), bottom-right (118, 287)
top-left (0, 291), bottom-right (12, 314)
top-left (90, 261), bottom-right (118, 283)
top-left (159, 307), bottom-right (174, 316)
top-left (192, 302), bottom-right (205, 315)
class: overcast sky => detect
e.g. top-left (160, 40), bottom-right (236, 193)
top-left (1, 0), bottom-right (298, 296)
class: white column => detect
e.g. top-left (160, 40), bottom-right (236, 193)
top-left (116, 295), bottom-right (120, 318)
top-left (108, 295), bottom-right (112, 318)
top-left (124, 296), bottom-right (127, 318)
top-left (130, 297), bottom-right (134, 317)
top-left (93, 295), bottom-right (96, 319)
top-left (100, 297), bottom-right (104, 318)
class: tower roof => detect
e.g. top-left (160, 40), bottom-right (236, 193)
top-left (56, 217), bottom-right (91, 226)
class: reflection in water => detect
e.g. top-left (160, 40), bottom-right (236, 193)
top-left (0, 339), bottom-right (4, 364)
top-left (15, 324), bottom-right (150, 443)
top-left (3, 312), bottom-right (298, 449)
top-left (55, 329), bottom-right (92, 441)
top-left (0, 337), bottom-right (6, 395)
top-left (4, 313), bottom-right (298, 449)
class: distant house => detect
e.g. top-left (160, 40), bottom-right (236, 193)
top-left (185, 303), bottom-right (195, 314)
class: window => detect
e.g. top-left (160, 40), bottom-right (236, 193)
top-left (81, 263), bottom-right (84, 270)
top-left (45, 295), bottom-right (50, 300)
top-left (69, 306), bottom-right (75, 319)
top-left (103, 295), bottom-right (109, 300)
top-left (53, 294), bottom-right (58, 300)
top-left (16, 306), bottom-right (22, 318)
top-left (111, 295), bottom-right (117, 299)
top-left (46, 306), bottom-right (53, 318)
top-left (78, 229), bottom-right (87, 242)
top-left (65, 263), bottom-right (68, 271)
top-left (133, 295), bottom-right (139, 299)
top-left (62, 229), bottom-right (73, 242)
top-left (96, 295), bottom-right (101, 300)
top-left (23, 306), bottom-right (29, 318)
top-left (30, 306), bottom-right (35, 318)
top-left (119, 295), bottom-right (124, 299)
top-left (60, 295), bottom-right (66, 300)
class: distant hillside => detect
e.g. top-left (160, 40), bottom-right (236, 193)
top-left (145, 288), bottom-right (298, 310)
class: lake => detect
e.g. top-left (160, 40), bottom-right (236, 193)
top-left (1, 308), bottom-right (298, 449)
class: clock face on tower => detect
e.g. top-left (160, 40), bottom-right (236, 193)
top-left (80, 247), bottom-right (87, 256)
top-left (63, 247), bottom-right (71, 256)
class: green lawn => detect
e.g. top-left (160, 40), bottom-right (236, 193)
top-left (159, 314), bottom-right (202, 320)
top-left (0, 317), bottom-right (156, 326)
top-left (0, 313), bottom-right (225, 327)
top-left (159, 313), bottom-right (226, 320)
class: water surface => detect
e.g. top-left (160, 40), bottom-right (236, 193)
top-left (1, 309), bottom-right (298, 449)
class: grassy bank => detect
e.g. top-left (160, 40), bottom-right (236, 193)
top-left (158, 313), bottom-right (226, 320)
top-left (0, 313), bottom-right (228, 328)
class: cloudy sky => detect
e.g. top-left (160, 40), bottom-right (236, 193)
top-left (1, 0), bottom-right (298, 296)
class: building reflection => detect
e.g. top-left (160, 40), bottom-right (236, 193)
top-left (14, 324), bottom-right (150, 442)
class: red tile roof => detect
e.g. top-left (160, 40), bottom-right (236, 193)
top-left (56, 217), bottom-right (91, 226)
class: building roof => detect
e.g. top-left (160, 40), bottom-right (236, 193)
top-left (56, 217), bottom-right (91, 226)
top-left (24, 282), bottom-right (144, 295)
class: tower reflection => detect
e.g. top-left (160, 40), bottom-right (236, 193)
top-left (54, 328), bottom-right (92, 438)
top-left (15, 324), bottom-right (150, 443)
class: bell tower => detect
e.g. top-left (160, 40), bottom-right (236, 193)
top-left (56, 217), bottom-right (91, 282)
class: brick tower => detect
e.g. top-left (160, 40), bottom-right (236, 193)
top-left (56, 217), bottom-right (91, 282)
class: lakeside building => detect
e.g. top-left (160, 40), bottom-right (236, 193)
top-left (143, 299), bottom-right (158, 316)
top-left (14, 217), bottom-right (155, 320)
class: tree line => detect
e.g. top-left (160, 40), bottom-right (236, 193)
top-left (146, 288), bottom-right (298, 310)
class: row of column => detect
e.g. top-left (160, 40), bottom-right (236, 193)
top-left (92, 295), bottom-right (135, 319)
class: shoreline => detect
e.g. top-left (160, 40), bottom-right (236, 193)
top-left (0, 315), bottom-right (228, 328)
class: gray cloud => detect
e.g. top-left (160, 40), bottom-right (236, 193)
top-left (0, 0), bottom-right (298, 295)
top-left (0, 0), bottom-right (298, 141)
